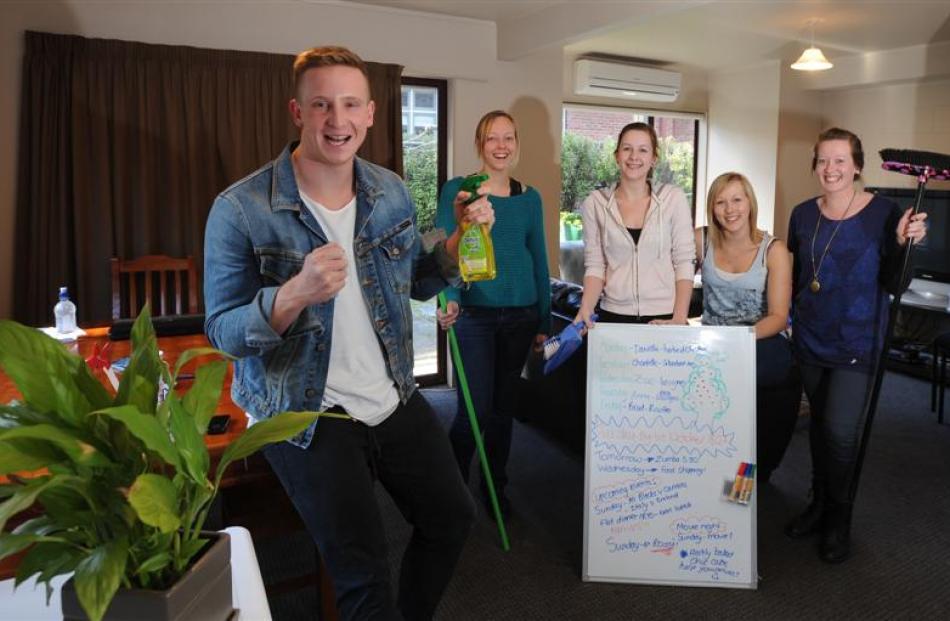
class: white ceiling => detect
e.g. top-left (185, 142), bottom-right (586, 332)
top-left (343, 0), bottom-right (950, 70)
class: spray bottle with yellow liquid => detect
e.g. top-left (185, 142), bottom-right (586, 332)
top-left (457, 173), bottom-right (496, 282)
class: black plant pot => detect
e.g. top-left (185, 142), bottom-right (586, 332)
top-left (61, 531), bottom-right (233, 621)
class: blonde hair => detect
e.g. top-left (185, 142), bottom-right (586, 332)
top-left (706, 172), bottom-right (761, 248)
top-left (474, 110), bottom-right (519, 168)
top-left (292, 46), bottom-right (369, 99)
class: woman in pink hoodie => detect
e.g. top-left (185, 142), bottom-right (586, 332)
top-left (575, 122), bottom-right (696, 326)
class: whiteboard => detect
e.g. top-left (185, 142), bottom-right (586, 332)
top-left (583, 324), bottom-right (757, 589)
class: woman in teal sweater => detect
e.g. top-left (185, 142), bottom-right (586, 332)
top-left (435, 110), bottom-right (551, 518)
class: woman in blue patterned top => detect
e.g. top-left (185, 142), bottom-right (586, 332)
top-left (435, 110), bottom-right (551, 518)
top-left (784, 128), bottom-right (927, 563)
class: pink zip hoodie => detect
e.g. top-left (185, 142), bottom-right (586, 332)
top-left (580, 182), bottom-right (696, 317)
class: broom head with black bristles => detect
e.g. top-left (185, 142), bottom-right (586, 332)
top-left (880, 148), bottom-right (950, 180)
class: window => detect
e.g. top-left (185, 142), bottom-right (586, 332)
top-left (401, 79), bottom-right (448, 384)
top-left (559, 105), bottom-right (705, 283)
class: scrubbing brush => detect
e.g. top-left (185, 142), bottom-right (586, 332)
top-left (542, 314), bottom-right (597, 375)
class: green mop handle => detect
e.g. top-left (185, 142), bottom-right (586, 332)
top-left (438, 291), bottom-right (510, 551)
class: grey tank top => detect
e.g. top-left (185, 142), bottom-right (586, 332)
top-left (701, 234), bottom-right (772, 326)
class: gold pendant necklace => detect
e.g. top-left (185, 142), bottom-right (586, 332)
top-left (810, 190), bottom-right (857, 294)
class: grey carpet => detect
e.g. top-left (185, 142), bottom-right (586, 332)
top-left (264, 372), bottom-right (950, 620)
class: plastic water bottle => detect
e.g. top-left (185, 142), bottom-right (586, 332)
top-left (54, 286), bottom-right (77, 334)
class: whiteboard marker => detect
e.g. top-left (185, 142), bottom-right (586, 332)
top-left (739, 464), bottom-right (756, 504)
top-left (728, 462), bottom-right (747, 501)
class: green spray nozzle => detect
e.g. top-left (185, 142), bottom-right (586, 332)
top-left (459, 173), bottom-right (490, 205)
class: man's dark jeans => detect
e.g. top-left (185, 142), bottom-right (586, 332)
top-left (449, 305), bottom-right (538, 496)
top-left (264, 390), bottom-right (475, 620)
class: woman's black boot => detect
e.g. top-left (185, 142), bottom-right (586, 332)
top-left (784, 485), bottom-right (826, 538)
top-left (819, 501), bottom-right (853, 563)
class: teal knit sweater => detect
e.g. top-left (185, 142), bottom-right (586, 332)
top-left (436, 176), bottom-right (552, 334)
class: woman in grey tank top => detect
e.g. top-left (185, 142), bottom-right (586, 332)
top-left (697, 172), bottom-right (793, 388)
top-left (697, 173), bottom-right (797, 484)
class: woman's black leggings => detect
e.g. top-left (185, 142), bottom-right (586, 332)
top-left (799, 364), bottom-right (873, 504)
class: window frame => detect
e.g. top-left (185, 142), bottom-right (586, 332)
top-left (561, 103), bottom-right (707, 221)
top-left (402, 77), bottom-right (448, 387)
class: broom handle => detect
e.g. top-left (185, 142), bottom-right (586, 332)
top-left (438, 292), bottom-right (511, 551)
top-left (849, 178), bottom-right (926, 502)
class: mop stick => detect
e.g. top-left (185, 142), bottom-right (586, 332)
top-left (438, 292), bottom-right (511, 551)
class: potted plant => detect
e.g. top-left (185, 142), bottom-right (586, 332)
top-left (0, 307), bottom-right (321, 621)
top-left (560, 211), bottom-right (583, 242)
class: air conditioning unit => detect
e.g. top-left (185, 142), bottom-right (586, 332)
top-left (573, 59), bottom-right (681, 102)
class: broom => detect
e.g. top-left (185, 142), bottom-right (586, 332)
top-left (848, 149), bottom-right (950, 502)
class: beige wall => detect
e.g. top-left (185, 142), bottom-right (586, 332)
top-left (0, 0), bottom-right (565, 318)
top-left (451, 48), bottom-right (565, 275)
top-left (774, 67), bottom-right (823, 241)
top-left (705, 61), bottom-right (781, 233)
top-left (820, 78), bottom-right (950, 191)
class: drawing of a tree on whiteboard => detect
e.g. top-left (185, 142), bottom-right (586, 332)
top-left (681, 359), bottom-right (730, 424)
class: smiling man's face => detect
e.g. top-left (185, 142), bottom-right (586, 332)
top-left (290, 65), bottom-right (375, 169)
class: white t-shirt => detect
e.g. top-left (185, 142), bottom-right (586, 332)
top-left (299, 192), bottom-right (399, 426)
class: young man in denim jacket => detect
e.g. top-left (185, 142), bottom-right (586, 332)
top-left (203, 46), bottom-right (494, 621)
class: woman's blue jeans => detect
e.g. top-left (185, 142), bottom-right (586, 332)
top-left (449, 305), bottom-right (538, 496)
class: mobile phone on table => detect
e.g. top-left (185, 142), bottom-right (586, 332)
top-left (207, 414), bottom-right (231, 435)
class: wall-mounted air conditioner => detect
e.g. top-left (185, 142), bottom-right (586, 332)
top-left (573, 59), bottom-right (681, 102)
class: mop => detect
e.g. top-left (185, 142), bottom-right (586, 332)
top-left (437, 292), bottom-right (510, 551)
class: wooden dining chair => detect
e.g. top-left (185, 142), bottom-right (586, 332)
top-left (110, 255), bottom-right (199, 320)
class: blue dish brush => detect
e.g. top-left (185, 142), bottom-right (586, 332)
top-left (542, 314), bottom-right (597, 375)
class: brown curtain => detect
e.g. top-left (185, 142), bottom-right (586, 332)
top-left (14, 31), bottom-right (403, 326)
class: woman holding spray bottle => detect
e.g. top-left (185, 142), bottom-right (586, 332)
top-left (435, 110), bottom-right (551, 518)
top-left (575, 122), bottom-right (695, 328)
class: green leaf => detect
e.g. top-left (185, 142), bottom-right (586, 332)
top-left (0, 403), bottom-right (49, 428)
top-left (12, 514), bottom-right (57, 536)
top-left (115, 306), bottom-right (164, 411)
top-left (0, 477), bottom-right (54, 532)
top-left (217, 411), bottom-right (319, 478)
top-left (0, 321), bottom-right (110, 425)
top-left (182, 359), bottom-right (227, 434)
top-left (0, 532), bottom-right (69, 561)
top-left (0, 438), bottom-right (64, 475)
top-left (172, 346), bottom-right (233, 380)
top-left (179, 537), bottom-right (209, 568)
top-left (73, 538), bottom-right (129, 621)
top-left (0, 424), bottom-right (110, 468)
top-left (167, 396), bottom-right (208, 484)
top-left (128, 474), bottom-right (180, 533)
top-left (14, 541), bottom-right (82, 589)
top-left (135, 551), bottom-right (172, 576)
top-left (92, 405), bottom-right (179, 468)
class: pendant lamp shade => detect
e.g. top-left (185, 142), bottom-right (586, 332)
top-left (791, 46), bottom-right (833, 71)
top-left (791, 19), bottom-right (833, 72)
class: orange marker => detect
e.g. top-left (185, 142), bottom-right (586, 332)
top-left (728, 462), bottom-right (747, 501)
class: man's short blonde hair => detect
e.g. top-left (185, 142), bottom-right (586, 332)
top-left (293, 46), bottom-right (370, 98)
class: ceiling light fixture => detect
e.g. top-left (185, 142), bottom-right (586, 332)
top-left (791, 19), bottom-right (833, 72)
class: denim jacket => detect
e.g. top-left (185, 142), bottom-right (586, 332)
top-left (204, 143), bottom-right (460, 447)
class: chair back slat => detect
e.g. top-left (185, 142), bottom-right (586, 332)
top-left (110, 255), bottom-right (200, 320)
